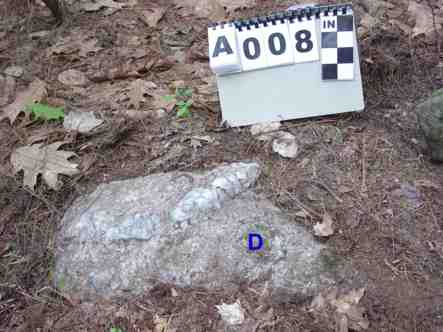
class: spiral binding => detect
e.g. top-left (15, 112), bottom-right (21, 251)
top-left (208, 3), bottom-right (352, 30)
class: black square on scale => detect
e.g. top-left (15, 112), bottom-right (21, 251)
top-left (322, 64), bottom-right (338, 80)
top-left (338, 47), bottom-right (353, 63)
top-left (321, 32), bottom-right (337, 48)
top-left (337, 15), bottom-right (353, 32)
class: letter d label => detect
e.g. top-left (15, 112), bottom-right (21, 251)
top-left (248, 233), bottom-right (264, 251)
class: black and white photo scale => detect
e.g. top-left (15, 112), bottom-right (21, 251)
top-left (320, 14), bottom-right (354, 80)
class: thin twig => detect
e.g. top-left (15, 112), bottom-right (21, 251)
top-left (285, 191), bottom-right (322, 218)
top-left (0, 168), bottom-right (62, 216)
top-left (361, 135), bottom-right (368, 195)
top-left (426, 0), bottom-right (441, 68)
top-left (23, 187), bottom-right (62, 217)
top-left (384, 259), bottom-right (400, 276)
top-left (303, 179), bottom-right (343, 203)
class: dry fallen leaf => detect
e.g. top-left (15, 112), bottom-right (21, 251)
top-left (330, 288), bottom-right (369, 331)
top-left (0, 75), bottom-right (16, 107)
top-left (11, 142), bottom-right (79, 190)
top-left (171, 288), bottom-right (178, 297)
top-left (408, 1), bottom-right (443, 37)
top-left (78, 38), bottom-right (103, 57)
top-left (128, 79), bottom-right (157, 110)
top-left (153, 314), bottom-right (169, 332)
top-left (1, 78), bottom-right (47, 124)
top-left (190, 139), bottom-right (202, 150)
top-left (82, 0), bottom-right (126, 12)
top-left (310, 288), bottom-right (369, 331)
top-left (414, 179), bottom-right (441, 190)
top-left (5, 65), bottom-right (24, 78)
top-left (176, 0), bottom-right (225, 20)
top-left (151, 88), bottom-right (176, 112)
top-left (313, 213), bottom-right (335, 237)
top-left (217, 0), bottom-right (256, 13)
top-left (140, 7), bottom-right (166, 27)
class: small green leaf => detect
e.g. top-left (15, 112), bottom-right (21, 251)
top-left (184, 99), bottom-right (193, 107)
top-left (25, 103), bottom-right (65, 121)
top-left (177, 106), bottom-right (190, 118)
top-left (176, 100), bottom-right (186, 107)
top-left (182, 88), bottom-right (193, 97)
top-left (58, 276), bottom-right (65, 290)
top-left (163, 95), bottom-right (175, 102)
top-left (110, 328), bottom-right (123, 332)
top-left (176, 87), bottom-right (193, 97)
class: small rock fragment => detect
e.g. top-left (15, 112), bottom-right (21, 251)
top-left (54, 162), bottom-right (342, 300)
top-left (58, 69), bottom-right (89, 87)
top-left (250, 121), bottom-right (281, 141)
top-left (216, 301), bottom-right (245, 326)
top-left (155, 109), bottom-right (167, 119)
top-left (29, 30), bottom-right (50, 40)
top-left (313, 213), bottom-right (335, 237)
top-left (272, 132), bottom-right (298, 158)
top-left (63, 111), bottom-right (103, 133)
top-left (4, 66), bottom-right (24, 78)
top-left (417, 89), bottom-right (443, 161)
top-left (392, 183), bottom-right (422, 209)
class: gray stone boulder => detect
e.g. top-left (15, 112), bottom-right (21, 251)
top-left (418, 89), bottom-right (443, 161)
top-left (54, 162), bottom-right (341, 301)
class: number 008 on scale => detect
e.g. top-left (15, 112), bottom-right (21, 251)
top-left (208, 17), bottom-right (319, 75)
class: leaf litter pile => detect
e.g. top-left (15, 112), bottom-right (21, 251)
top-left (1, 0), bottom-right (443, 331)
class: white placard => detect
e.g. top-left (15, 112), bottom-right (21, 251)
top-left (261, 20), bottom-right (294, 68)
top-left (208, 23), bottom-right (242, 75)
top-left (237, 24), bottom-right (268, 72)
top-left (289, 18), bottom-right (319, 63)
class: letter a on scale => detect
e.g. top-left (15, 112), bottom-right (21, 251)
top-left (208, 23), bottom-right (242, 75)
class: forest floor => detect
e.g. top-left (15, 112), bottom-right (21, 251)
top-left (1, 0), bottom-right (443, 331)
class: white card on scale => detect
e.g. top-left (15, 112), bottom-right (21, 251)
top-left (208, 23), bottom-right (242, 75)
top-left (262, 20), bottom-right (294, 68)
top-left (289, 17), bottom-right (319, 63)
top-left (237, 23), bottom-right (268, 72)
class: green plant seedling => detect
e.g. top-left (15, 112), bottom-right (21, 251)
top-left (176, 87), bottom-right (193, 98)
top-left (163, 87), bottom-right (194, 118)
top-left (57, 275), bottom-right (65, 290)
top-left (25, 102), bottom-right (65, 121)
top-left (176, 99), bottom-right (193, 118)
top-left (163, 95), bottom-right (175, 103)
top-left (110, 327), bottom-right (123, 332)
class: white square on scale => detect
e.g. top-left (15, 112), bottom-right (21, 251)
top-left (337, 31), bottom-right (354, 48)
top-left (337, 63), bottom-right (354, 80)
top-left (321, 48), bottom-right (337, 64)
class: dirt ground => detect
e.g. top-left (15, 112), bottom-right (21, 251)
top-left (1, 0), bottom-right (443, 331)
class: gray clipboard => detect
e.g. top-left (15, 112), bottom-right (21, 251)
top-left (216, 16), bottom-right (364, 127)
